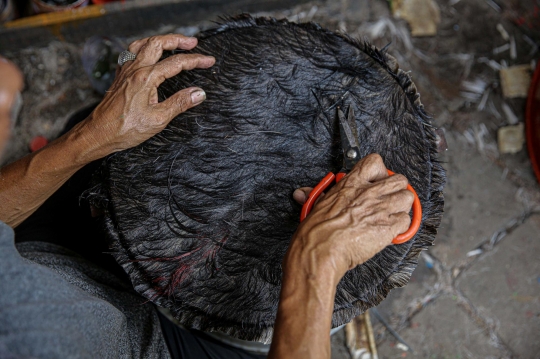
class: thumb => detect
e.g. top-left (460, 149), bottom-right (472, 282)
top-left (293, 187), bottom-right (326, 206)
top-left (293, 187), bottom-right (312, 205)
top-left (157, 87), bottom-right (206, 120)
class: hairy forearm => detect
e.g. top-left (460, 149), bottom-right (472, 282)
top-left (0, 118), bottom-right (104, 227)
top-left (268, 240), bottom-right (340, 359)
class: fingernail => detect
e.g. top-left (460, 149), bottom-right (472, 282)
top-left (191, 89), bottom-right (206, 104)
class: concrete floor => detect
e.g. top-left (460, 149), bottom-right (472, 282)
top-left (370, 133), bottom-right (540, 358)
top-left (2, 0), bottom-right (540, 358)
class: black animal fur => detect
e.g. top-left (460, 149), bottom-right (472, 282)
top-left (87, 15), bottom-right (445, 343)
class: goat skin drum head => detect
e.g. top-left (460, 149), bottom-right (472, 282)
top-left (89, 15), bottom-right (445, 343)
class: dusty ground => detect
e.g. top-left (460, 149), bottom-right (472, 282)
top-left (3, 0), bottom-right (540, 358)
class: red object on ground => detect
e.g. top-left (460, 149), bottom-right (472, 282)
top-left (30, 136), bottom-right (48, 152)
top-left (526, 62), bottom-right (540, 184)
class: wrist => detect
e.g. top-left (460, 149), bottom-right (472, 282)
top-left (280, 256), bottom-right (339, 312)
top-left (283, 232), bottom-right (346, 287)
top-left (63, 115), bottom-right (115, 164)
top-left (270, 234), bottom-right (339, 359)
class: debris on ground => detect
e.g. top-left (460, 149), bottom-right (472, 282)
top-left (500, 64), bottom-right (533, 98)
top-left (390, 0), bottom-right (440, 37)
top-left (370, 308), bottom-right (414, 354)
top-left (345, 312), bottom-right (378, 359)
top-left (498, 123), bottom-right (525, 154)
top-left (461, 78), bottom-right (488, 102)
top-left (435, 127), bottom-right (448, 153)
top-left (502, 103), bottom-right (519, 125)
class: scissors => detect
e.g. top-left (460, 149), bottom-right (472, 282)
top-left (299, 106), bottom-right (422, 245)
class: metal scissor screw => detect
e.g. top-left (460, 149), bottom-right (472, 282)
top-left (346, 149), bottom-right (357, 159)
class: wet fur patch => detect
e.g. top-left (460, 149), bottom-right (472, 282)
top-left (86, 15), bottom-right (446, 343)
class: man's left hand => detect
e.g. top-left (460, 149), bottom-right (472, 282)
top-left (76, 34), bottom-right (215, 161)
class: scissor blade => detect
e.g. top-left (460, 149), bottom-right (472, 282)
top-left (347, 106), bottom-right (359, 142)
top-left (338, 108), bottom-right (357, 150)
top-left (338, 106), bottom-right (361, 171)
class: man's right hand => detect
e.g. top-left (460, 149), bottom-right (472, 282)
top-left (270, 153), bottom-right (414, 359)
top-left (287, 153), bottom-right (414, 281)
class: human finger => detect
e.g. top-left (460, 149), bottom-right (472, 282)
top-left (148, 54), bottom-right (215, 85)
top-left (128, 34), bottom-right (198, 55)
top-left (293, 188), bottom-right (312, 205)
top-left (155, 86), bottom-right (206, 120)
top-left (128, 38), bottom-right (148, 54)
top-left (368, 173), bottom-right (409, 197)
top-left (389, 211), bottom-right (412, 238)
top-left (127, 38), bottom-right (154, 55)
top-left (135, 34), bottom-right (200, 67)
top-left (293, 187), bottom-right (327, 207)
top-left (346, 153), bottom-right (389, 186)
top-left (378, 188), bottom-right (414, 213)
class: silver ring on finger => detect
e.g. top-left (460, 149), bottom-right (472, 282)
top-left (118, 50), bottom-right (137, 66)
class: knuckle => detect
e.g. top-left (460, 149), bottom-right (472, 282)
top-left (368, 180), bottom-right (382, 191)
top-left (148, 67), bottom-right (166, 83)
top-left (399, 212), bottom-right (411, 228)
top-left (361, 185), bottom-right (378, 198)
top-left (128, 39), bottom-right (143, 52)
top-left (172, 55), bottom-right (188, 67)
top-left (132, 69), bottom-right (149, 83)
top-left (147, 36), bottom-right (162, 47)
top-left (366, 153), bottom-right (383, 165)
top-left (342, 170), bottom-right (359, 183)
top-left (392, 174), bottom-right (409, 187)
top-left (403, 190), bottom-right (414, 204)
top-left (174, 93), bottom-right (192, 112)
top-left (184, 55), bottom-right (200, 66)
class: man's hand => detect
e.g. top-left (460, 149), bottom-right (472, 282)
top-left (75, 34), bottom-right (215, 161)
top-left (288, 153), bottom-right (414, 280)
top-left (269, 154), bottom-right (414, 359)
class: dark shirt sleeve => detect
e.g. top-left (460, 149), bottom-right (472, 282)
top-left (0, 221), bottom-right (170, 359)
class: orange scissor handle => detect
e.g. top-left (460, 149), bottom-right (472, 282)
top-left (300, 170), bottom-right (422, 245)
top-left (300, 172), bottom-right (336, 222)
top-left (386, 170), bottom-right (422, 244)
